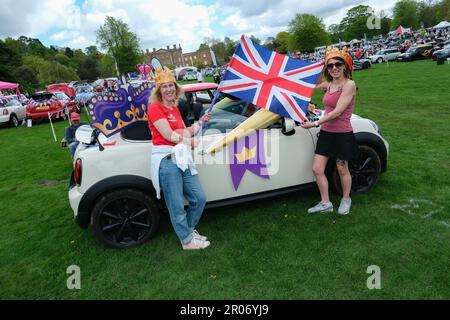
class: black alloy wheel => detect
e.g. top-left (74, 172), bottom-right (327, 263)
top-left (91, 189), bottom-right (160, 248)
top-left (332, 145), bottom-right (381, 195)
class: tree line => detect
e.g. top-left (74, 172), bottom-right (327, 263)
top-left (1, 0), bottom-right (449, 94)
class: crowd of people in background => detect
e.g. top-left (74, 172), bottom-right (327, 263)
top-left (292, 26), bottom-right (450, 62)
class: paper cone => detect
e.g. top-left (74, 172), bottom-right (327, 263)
top-left (206, 108), bottom-right (282, 154)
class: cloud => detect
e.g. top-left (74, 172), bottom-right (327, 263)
top-left (1, 0), bottom-right (398, 52)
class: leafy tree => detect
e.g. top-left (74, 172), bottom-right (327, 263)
top-left (0, 39), bottom-right (22, 82)
top-left (392, 0), bottom-right (420, 29)
top-left (65, 47), bottom-right (74, 58)
top-left (328, 24), bottom-right (345, 43)
top-left (288, 14), bottom-right (330, 52)
top-left (263, 32), bottom-right (290, 54)
top-left (53, 53), bottom-right (71, 66)
top-left (263, 37), bottom-right (276, 51)
top-left (198, 43), bottom-right (210, 50)
top-left (96, 16), bottom-right (141, 75)
top-left (340, 5), bottom-right (377, 40)
top-left (379, 10), bottom-right (393, 36)
top-left (22, 55), bottom-right (47, 75)
top-left (224, 37), bottom-right (237, 61)
top-left (417, 1), bottom-right (439, 27)
top-left (437, 0), bottom-right (450, 21)
top-left (99, 54), bottom-right (117, 78)
top-left (249, 35), bottom-right (261, 44)
top-left (38, 61), bottom-right (79, 84)
top-left (14, 66), bottom-right (39, 93)
top-left (274, 31), bottom-right (291, 54)
top-left (85, 45), bottom-right (102, 60)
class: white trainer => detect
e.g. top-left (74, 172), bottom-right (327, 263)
top-left (307, 201), bottom-right (333, 214)
top-left (182, 237), bottom-right (210, 250)
top-left (193, 230), bottom-right (207, 241)
top-left (338, 198), bottom-right (352, 215)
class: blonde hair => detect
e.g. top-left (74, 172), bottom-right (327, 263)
top-left (150, 82), bottom-right (183, 104)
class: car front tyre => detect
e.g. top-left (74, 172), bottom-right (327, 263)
top-left (377, 57), bottom-right (383, 63)
top-left (91, 188), bottom-right (161, 249)
top-left (331, 145), bottom-right (381, 195)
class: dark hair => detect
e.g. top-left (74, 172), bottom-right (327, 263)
top-left (322, 57), bottom-right (351, 82)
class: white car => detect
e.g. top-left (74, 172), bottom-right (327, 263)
top-left (0, 97), bottom-right (27, 127)
top-left (68, 96), bottom-right (389, 248)
top-left (370, 48), bottom-right (401, 63)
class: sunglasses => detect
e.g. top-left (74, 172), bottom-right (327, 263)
top-left (326, 61), bottom-right (345, 70)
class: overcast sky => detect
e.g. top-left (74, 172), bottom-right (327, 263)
top-left (0, 0), bottom-right (398, 53)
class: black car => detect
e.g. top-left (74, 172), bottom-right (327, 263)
top-left (432, 44), bottom-right (450, 61)
top-left (397, 45), bottom-right (433, 62)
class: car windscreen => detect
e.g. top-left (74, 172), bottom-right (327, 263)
top-left (5, 99), bottom-right (21, 107)
top-left (203, 97), bottom-right (262, 134)
top-left (31, 93), bottom-right (54, 101)
top-left (54, 92), bottom-right (69, 100)
top-left (76, 87), bottom-right (93, 93)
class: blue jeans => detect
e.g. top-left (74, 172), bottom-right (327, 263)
top-left (69, 142), bottom-right (79, 158)
top-left (159, 157), bottom-right (206, 244)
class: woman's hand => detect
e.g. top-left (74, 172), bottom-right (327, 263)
top-left (301, 121), bottom-right (316, 129)
top-left (200, 112), bottom-right (211, 123)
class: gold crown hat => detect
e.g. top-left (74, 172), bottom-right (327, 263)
top-left (154, 66), bottom-right (176, 89)
top-left (325, 46), bottom-right (349, 63)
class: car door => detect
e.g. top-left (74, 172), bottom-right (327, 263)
top-left (197, 100), bottom-right (315, 202)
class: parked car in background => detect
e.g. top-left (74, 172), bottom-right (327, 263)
top-left (5, 94), bottom-right (29, 105)
top-left (0, 97), bottom-right (27, 127)
top-left (47, 83), bottom-right (76, 98)
top-left (370, 48), bottom-right (401, 63)
top-left (68, 93), bottom-right (389, 248)
top-left (351, 53), bottom-right (372, 70)
top-left (432, 44), bottom-right (450, 61)
top-left (182, 71), bottom-right (198, 81)
top-left (397, 44), bottom-right (434, 61)
top-left (75, 85), bottom-right (95, 106)
top-left (177, 82), bottom-right (218, 125)
top-left (26, 92), bottom-right (67, 122)
top-left (53, 91), bottom-right (79, 113)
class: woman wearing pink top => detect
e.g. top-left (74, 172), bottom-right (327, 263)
top-left (302, 47), bottom-right (357, 215)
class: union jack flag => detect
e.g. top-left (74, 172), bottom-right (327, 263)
top-left (218, 36), bottom-right (324, 122)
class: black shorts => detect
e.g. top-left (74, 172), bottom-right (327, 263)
top-left (315, 130), bottom-right (358, 160)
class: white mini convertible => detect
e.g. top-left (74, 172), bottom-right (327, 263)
top-left (68, 91), bottom-right (389, 248)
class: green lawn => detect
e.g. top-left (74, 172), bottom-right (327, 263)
top-left (0, 60), bottom-right (449, 299)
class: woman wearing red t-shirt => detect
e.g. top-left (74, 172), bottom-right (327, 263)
top-left (148, 68), bottom-right (211, 250)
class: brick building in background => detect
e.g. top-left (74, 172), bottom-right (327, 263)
top-left (182, 49), bottom-right (214, 67)
top-left (148, 45), bottom-right (214, 68)
top-left (149, 44), bottom-right (183, 67)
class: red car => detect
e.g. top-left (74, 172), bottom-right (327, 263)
top-left (52, 91), bottom-right (79, 113)
top-left (26, 92), bottom-right (67, 122)
top-left (47, 83), bottom-right (76, 99)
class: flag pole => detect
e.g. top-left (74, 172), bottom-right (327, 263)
top-left (48, 112), bottom-right (57, 142)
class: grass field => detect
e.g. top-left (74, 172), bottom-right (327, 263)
top-left (0, 60), bottom-right (449, 300)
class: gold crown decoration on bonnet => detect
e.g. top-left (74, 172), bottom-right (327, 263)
top-left (155, 66), bottom-right (176, 89)
top-left (325, 46), bottom-right (349, 63)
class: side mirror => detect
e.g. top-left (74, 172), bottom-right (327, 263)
top-left (75, 125), bottom-right (95, 144)
top-left (281, 117), bottom-right (296, 136)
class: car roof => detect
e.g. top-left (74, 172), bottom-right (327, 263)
top-left (181, 82), bottom-right (218, 92)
